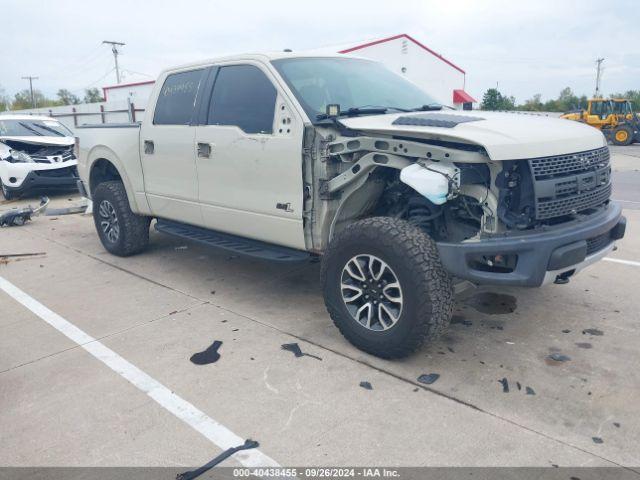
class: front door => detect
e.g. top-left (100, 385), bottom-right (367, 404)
top-left (140, 68), bottom-right (206, 224)
top-left (194, 63), bottom-right (305, 250)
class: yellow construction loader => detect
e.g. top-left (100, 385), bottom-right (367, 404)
top-left (561, 98), bottom-right (640, 146)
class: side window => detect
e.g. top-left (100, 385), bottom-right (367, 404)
top-left (208, 65), bottom-right (277, 134)
top-left (153, 69), bottom-right (205, 125)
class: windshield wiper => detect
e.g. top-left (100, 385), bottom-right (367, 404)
top-left (17, 122), bottom-right (44, 136)
top-left (316, 105), bottom-right (412, 121)
top-left (30, 123), bottom-right (65, 136)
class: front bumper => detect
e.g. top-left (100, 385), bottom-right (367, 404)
top-left (2, 165), bottom-right (80, 194)
top-left (437, 202), bottom-right (625, 287)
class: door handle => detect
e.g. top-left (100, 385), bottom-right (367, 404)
top-left (144, 140), bottom-right (154, 154)
top-left (197, 142), bottom-right (212, 158)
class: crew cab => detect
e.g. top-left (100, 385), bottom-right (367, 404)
top-left (0, 114), bottom-right (79, 199)
top-left (76, 52), bottom-right (626, 358)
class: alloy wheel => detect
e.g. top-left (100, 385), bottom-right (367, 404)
top-left (98, 199), bottom-right (120, 243)
top-left (340, 254), bottom-right (404, 331)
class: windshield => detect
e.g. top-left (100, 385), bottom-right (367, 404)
top-left (272, 57), bottom-right (439, 120)
top-left (0, 119), bottom-right (73, 137)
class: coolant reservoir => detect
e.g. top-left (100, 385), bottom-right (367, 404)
top-left (399, 163), bottom-right (459, 205)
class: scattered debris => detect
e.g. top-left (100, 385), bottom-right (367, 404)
top-left (0, 252), bottom-right (47, 265)
top-left (525, 386), bottom-right (536, 395)
top-left (417, 373), bottom-right (440, 385)
top-left (546, 353), bottom-right (571, 364)
top-left (592, 437), bottom-right (604, 444)
top-left (413, 388), bottom-right (419, 392)
top-left (281, 343), bottom-right (322, 361)
top-left (190, 341), bottom-right (223, 365)
top-left (168, 311), bottom-right (178, 316)
top-left (498, 377), bottom-right (509, 393)
top-left (176, 439), bottom-right (259, 480)
top-left (0, 197), bottom-right (49, 227)
top-left (447, 346), bottom-right (455, 353)
top-left (451, 315), bottom-right (472, 326)
top-left (359, 381), bottom-right (373, 390)
top-left (582, 328), bottom-right (604, 336)
top-left (516, 381), bottom-right (522, 391)
top-left (575, 342), bottom-right (593, 349)
top-left (464, 292), bottom-right (517, 315)
top-left (613, 422), bottom-right (621, 428)
top-left (210, 290), bottom-right (216, 295)
top-left (562, 329), bottom-right (571, 334)
top-left (44, 204), bottom-right (87, 216)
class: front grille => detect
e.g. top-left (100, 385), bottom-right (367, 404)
top-left (530, 147), bottom-right (609, 180)
top-left (34, 166), bottom-right (78, 178)
top-left (537, 184), bottom-right (611, 219)
top-left (586, 231), bottom-right (612, 256)
top-left (527, 147), bottom-right (612, 221)
top-left (32, 151), bottom-right (75, 164)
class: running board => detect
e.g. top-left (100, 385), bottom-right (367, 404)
top-left (154, 219), bottom-right (310, 262)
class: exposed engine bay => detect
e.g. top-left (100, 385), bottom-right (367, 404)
top-left (302, 126), bottom-right (613, 255)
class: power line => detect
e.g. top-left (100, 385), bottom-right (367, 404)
top-left (21, 76), bottom-right (39, 108)
top-left (102, 40), bottom-right (125, 84)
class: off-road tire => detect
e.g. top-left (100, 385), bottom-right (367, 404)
top-left (0, 180), bottom-right (16, 200)
top-left (92, 181), bottom-right (150, 256)
top-left (612, 126), bottom-right (633, 146)
top-left (321, 217), bottom-right (454, 358)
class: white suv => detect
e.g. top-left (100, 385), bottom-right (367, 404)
top-left (0, 114), bottom-right (79, 199)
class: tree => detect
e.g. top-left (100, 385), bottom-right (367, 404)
top-left (0, 85), bottom-right (10, 111)
top-left (57, 89), bottom-right (80, 105)
top-left (480, 88), bottom-right (516, 111)
top-left (84, 88), bottom-right (104, 103)
top-left (521, 94), bottom-right (543, 111)
top-left (11, 89), bottom-right (59, 110)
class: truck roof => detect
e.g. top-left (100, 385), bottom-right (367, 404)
top-left (162, 51), bottom-right (364, 74)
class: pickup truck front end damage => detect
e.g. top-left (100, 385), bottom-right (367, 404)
top-left (305, 124), bottom-right (625, 288)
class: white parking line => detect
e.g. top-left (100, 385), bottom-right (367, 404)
top-left (0, 275), bottom-right (280, 468)
top-left (604, 257), bottom-right (640, 267)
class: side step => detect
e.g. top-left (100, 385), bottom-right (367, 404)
top-left (154, 219), bottom-right (311, 262)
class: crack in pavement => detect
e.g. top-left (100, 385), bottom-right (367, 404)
top-left (9, 226), bottom-right (640, 471)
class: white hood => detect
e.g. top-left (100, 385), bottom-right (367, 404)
top-left (0, 135), bottom-right (75, 147)
top-left (338, 111), bottom-right (607, 161)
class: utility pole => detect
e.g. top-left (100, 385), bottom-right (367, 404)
top-left (594, 58), bottom-right (605, 98)
top-left (102, 40), bottom-right (125, 84)
top-left (21, 76), bottom-right (39, 107)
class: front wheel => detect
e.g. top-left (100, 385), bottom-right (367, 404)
top-left (92, 181), bottom-right (150, 256)
top-left (321, 217), bottom-right (454, 359)
top-left (0, 179), bottom-right (17, 200)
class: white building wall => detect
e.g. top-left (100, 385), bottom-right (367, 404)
top-left (341, 37), bottom-right (466, 106)
top-left (103, 82), bottom-right (155, 105)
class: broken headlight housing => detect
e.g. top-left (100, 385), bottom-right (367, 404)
top-left (9, 150), bottom-right (35, 163)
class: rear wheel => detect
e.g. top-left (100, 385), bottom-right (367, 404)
top-left (321, 217), bottom-right (454, 358)
top-left (612, 126), bottom-right (633, 146)
top-left (92, 181), bottom-right (150, 256)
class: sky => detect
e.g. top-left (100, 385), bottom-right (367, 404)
top-left (2, 0), bottom-right (640, 104)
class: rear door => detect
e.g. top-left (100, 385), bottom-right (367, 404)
top-left (140, 68), bottom-right (207, 224)
top-left (194, 62), bottom-right (306, 249)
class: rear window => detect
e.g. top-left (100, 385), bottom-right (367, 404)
top-left (153, 69), bottom-right (205, 125)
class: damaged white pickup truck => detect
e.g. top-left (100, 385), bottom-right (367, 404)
top-left (77, 53), bottom-right (626, 358)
